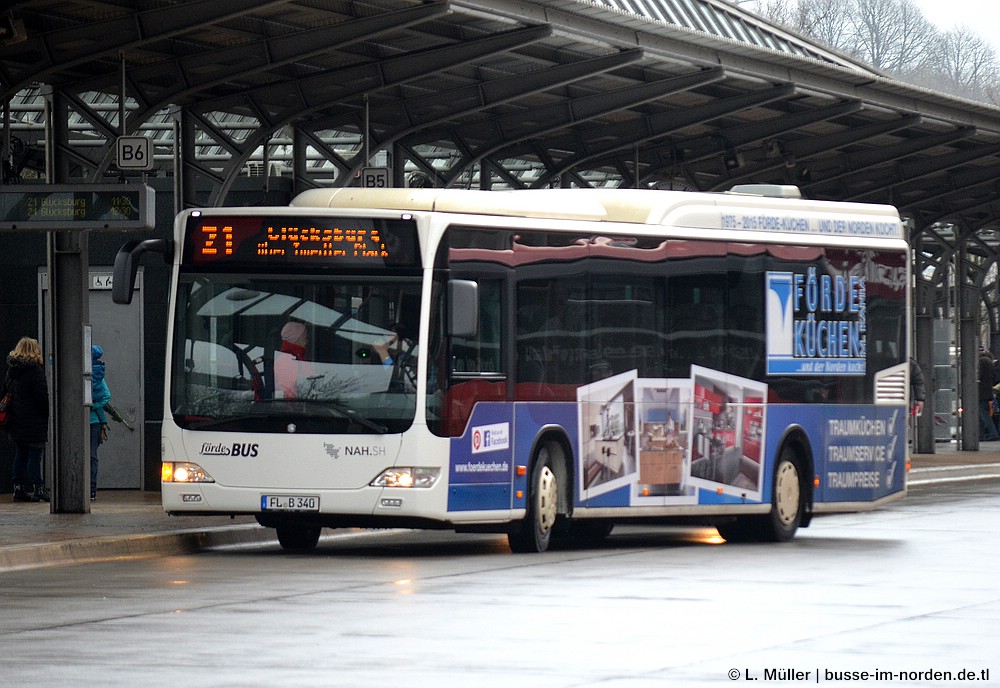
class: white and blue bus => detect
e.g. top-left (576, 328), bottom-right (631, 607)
top-left (114, 185), bottom-right (910, 552)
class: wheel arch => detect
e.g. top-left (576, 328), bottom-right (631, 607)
top-left (526, 424), bottom-right (575, 517)
top-left (774, 424), bottom-right (815, 527)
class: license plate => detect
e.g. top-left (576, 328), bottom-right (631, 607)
top-left (261, 495), bottom-right (320, 511)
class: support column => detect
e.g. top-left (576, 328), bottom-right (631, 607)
top-left (171, 106), bottom-right (183, 217)
top-left (47, 88), bottom-right (91, 513)
top-left (958, 245), bottom-right (979, 450)
top-left (393, 142), bottom-right (407, 188)
top-left (180, 107), bottom-right (198, 210)
top-left (479, 161), bottom-right (492, 190)
top-left (914, 279), bottom-right (936, 454)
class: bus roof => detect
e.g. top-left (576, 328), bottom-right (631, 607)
top-left (289, 187), bottom-right (903, 241)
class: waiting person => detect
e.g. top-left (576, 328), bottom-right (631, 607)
top-left (978, 347), bottom-right (999, 441)
top-left (910, 357), bottom-right (925, 417)
top-left (2, 337), bottom-right (50, 502)
top-left (90, 345), bottom-right (111, 501)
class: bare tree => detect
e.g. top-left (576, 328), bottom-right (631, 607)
top-left (892, 0), bottom-right (936, 76)
top-left (920, 26), bottom-right (1000, 102)
top-left (726, 0), bottom-right (999, 103)
top-left (734, 0), bottom-right (853, 50)
top-left (799, 0), bottom-right (854, 49)
top-left (849, 0), bottom-right (934, 74)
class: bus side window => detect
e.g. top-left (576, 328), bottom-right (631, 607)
top-left (450, 280), bottom-right (503, 376)
top-left (665, 277), bottom-right (726, 375)
top-left (437, 278), bottom-right (506, 436)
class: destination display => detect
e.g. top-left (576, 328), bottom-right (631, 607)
top-left (0, 184), bottom-right (155, 230)
top-left (184, 214), bottom-right (419, 268)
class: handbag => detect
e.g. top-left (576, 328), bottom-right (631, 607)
top-left (0, 391), bottom-right (11, 429)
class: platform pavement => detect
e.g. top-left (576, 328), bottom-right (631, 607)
top-left (1, 443), bottom-right (999, 573)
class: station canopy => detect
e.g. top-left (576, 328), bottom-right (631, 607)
top-left (2, 0), bottom-right (1000, 267)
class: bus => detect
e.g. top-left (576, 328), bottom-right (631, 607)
top-left (113, 185), bottom-right (910, 552)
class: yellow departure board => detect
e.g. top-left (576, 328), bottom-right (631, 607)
top-left (1, 184), bottom-right (155, 230)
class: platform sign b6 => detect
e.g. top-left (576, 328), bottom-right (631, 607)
top-left (116, 136), bottom-right (154, 171)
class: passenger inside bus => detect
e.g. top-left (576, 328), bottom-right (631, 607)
top-left (273, 320), bottom-right (318, 398)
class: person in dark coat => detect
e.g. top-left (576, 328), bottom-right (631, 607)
top-left (1, 337), bottom-right (50, 502)
top-left (910, 357), bottom-right (926, 417)
top-left (978, 347), bottom-right (1000, 441)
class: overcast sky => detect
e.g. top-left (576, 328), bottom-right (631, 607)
top-left (909, 0), bottom-right (1000, 54)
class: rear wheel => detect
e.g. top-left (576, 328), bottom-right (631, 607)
top-left (717, 448), bottom-right (804, 543)
top-left (508, 445), bottom-right (559, 553)
top-left (763, 451), bottom-right (803, 542)
top-left (276, 523), bottom-right (322, 551)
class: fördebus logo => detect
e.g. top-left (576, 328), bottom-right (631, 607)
top-left (200, 442), bottom-right (259, 457)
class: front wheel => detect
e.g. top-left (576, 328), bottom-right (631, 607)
top-left (276, 523), bottom-right (322, 551)
top-left (508, 445), bottom-right (559, 553)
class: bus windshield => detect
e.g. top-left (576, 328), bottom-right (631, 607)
top-left (170, 274), bottom-right (422, 434)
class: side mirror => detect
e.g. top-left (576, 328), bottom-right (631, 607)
top-left (112, 238), bottom-right (172, 304)
top-left (448, 279), bottom-right (478, 338)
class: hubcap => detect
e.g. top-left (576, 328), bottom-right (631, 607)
top-left (536, 465), bottom-right (558, 533)
top-left (774, 460), bottom-right (800, 526)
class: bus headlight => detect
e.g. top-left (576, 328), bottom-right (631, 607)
top-left (371, 467), bottom-right (440, 488)
top-left (162, 461), bottom-right (215, 483)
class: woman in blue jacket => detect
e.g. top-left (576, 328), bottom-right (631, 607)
top-left (90, 345), bottom-right (111, 501)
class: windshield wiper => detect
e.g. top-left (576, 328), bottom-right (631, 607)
top-left (328, 402), bottom-right (388, 434)
top-left (185, 414), bottom-right (263, 430)
top-left (247, 398), bottom-right (388, 433)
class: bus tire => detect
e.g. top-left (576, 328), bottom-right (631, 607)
top-left (717, 448), bottom-right (804, 543)
top-left (761, 449), bottom-right (803, 542)
top-left (276, 523), bottom-right (322, 551)
top-left (508, 444), bottom-right (559, 553)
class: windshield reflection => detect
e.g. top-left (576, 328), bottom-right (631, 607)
top-left (172, 275), bottom-right (421, 433)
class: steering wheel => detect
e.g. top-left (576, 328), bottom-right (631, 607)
top-left (390, 338), bottom-right (417, 391)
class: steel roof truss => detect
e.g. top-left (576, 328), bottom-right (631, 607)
top-left (923, 181), bottom-right (1000, 226)
top-left (441, 70), bottom-right (732, 182)
top-left (328, 50), bottom-right (646, 182)
top-left (0, 0), bottom-right (291, 99)
top-left (144, 3), bottom-right (458, 115)
top-left (538, 81), bottom-right (793, 186)
top-left (847, 141), bottom-right (1000, 202)
top-left (196, 25), bottom-right (555, 201)
top-left (391, 49), bottom-right (645, 133)
top-left (202, 24), bottom-right (552, 120)
top-left (647, 99), bottom-right (861, 170)
top-left (703, 112), bottom-right (921, 189)
top-left (807, 128), bottom-right (979, 193)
